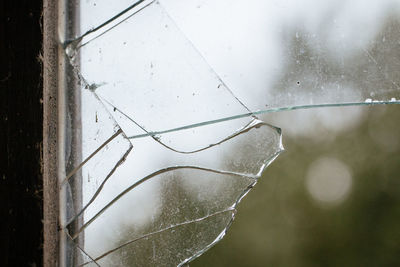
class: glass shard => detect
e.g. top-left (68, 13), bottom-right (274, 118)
top-left (68, 1), bottom-right (256, 152)
top-left (74, 168), bottom-right (254, 267)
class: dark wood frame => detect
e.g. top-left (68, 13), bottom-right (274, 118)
top-left (1, 1), bottom-right (44, 266)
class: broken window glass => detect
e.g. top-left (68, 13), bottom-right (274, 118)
top-left (57, 0), bottom-right (400, 266)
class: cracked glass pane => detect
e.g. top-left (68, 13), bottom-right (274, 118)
top-left (58, 0), bottom-right (400, 266)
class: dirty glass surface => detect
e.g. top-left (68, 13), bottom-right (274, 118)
top-left (59, 0), bottom-right (400, 266)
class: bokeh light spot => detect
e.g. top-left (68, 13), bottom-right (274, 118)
top-left (306, 157), bottom-right (352, 206)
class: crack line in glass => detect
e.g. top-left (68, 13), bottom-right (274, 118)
top-left (61, 129), bottom-right (123, 186)
top-left (78, 208), bottom-right (235, 266)
top-left (362, 48), bottom-right (400, 90)
top-left (100, 96), bottom-right (266, 154)
top-left (64, 0), bottom-right (153, 49)
top-left (156, 0), bottom-right (254, 114)
top-left (65, 146), bottom-right (133, 227)
top-left (77, 0), bottom-right (155, 50)
top-left (126, 101), bottom-right (400, 139)
top-left (70, 165), bottom-right (262, 240)
top-left (66, 232), bottom-right (101, 267)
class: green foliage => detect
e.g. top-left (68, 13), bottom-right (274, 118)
top-left (192, 105), bottom-right (400, 267)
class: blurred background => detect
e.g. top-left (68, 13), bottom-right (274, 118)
top-left (77, 0), bottom-right (400, 265)
top-left (193, 105), bottom-right (400, 267)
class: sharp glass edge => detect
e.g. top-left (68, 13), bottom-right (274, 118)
top-left (127, 101), bottom-right (400, 139)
